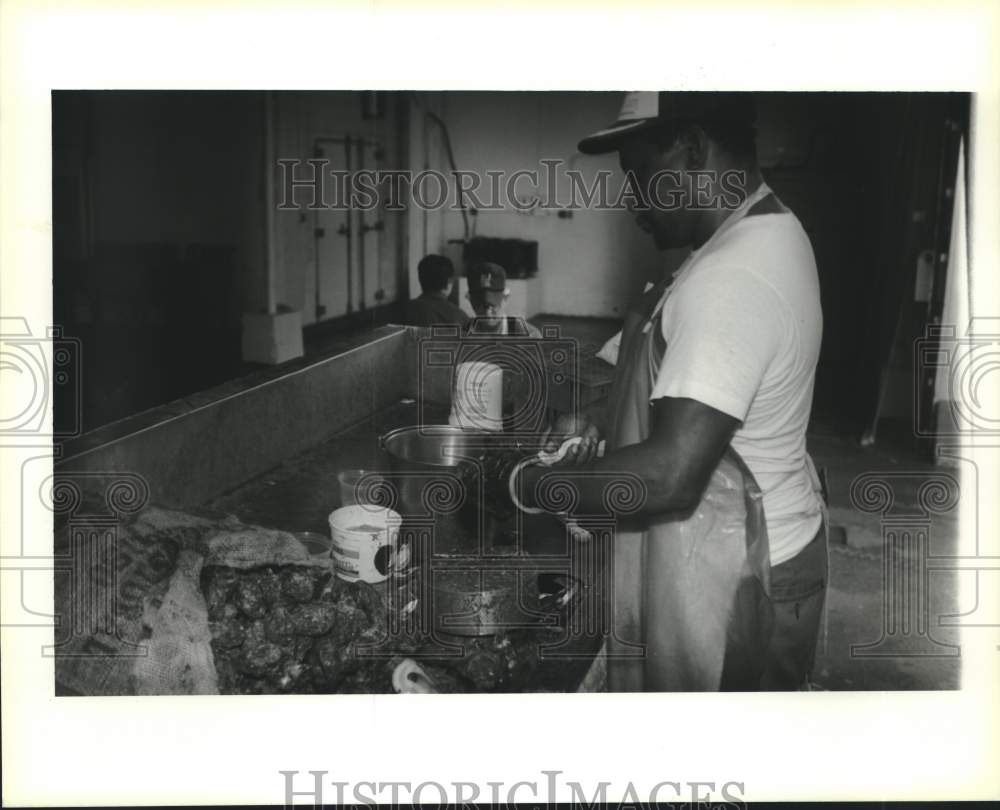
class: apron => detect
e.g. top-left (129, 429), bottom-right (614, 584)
top-left (604, 182), bottom-right (775, 691)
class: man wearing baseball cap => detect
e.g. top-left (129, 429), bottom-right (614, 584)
top-left (520, 92), bottom-right (826, 691)
top-left (465, 261), bottom-right (542, 338)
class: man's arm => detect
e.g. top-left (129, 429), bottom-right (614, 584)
top-left (521, 395), bottom-right (738, 517)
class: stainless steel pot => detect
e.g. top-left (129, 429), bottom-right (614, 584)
top-left (378, 426), bottom-right (522, 553)
top-left (432, 568), bottom-right (580, 637)
top-left (378, 426), bottom-right (578, 639)
top-left (379, 425), bottom-right (519, 468)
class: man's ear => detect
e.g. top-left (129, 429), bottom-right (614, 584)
top-left (677, 124), bottom-right (709, 171)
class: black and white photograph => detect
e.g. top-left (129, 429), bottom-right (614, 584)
top-left (2, 1), bottom-right (999, 806)
top-left (47, 87), bottom-right (974, 696)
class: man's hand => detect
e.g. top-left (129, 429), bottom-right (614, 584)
top-left (541, 412), bottom-right (603, 465)
top-left (525, 397), bottom-right (739, 518)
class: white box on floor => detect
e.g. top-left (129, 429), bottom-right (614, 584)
top-left (241, 308), bottom-right (304, 364)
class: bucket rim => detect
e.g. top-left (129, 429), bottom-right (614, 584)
top-left (328, 503), bottom-right (400, 526)
top-left (379, 424), bottom-right (520, 450)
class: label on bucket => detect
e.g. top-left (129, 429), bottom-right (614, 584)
top-left (331, 542), bottom-right (360, 559)
top-left (328, 504), bottom-right (401, 584)
top-left (332, 555), bottom-right (360, 578)
top-left (449, 361), bottom-right (503, 432)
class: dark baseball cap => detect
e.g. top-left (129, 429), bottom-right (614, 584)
top-left (466, 262), bottom-right (507, 294)
top-left (578, 91), bottom-right (756, 155)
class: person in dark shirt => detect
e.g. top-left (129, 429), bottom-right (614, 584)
top-left (403, 254), bottom-right (471, 328)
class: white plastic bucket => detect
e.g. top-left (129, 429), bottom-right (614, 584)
top-left (328, 504), bottom-right (405, 584)
top-left (448, 360), bottom-right (503, 432)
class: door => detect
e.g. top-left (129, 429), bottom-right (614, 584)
top-left (312, 136), bottom-right (390, 321)
top-left (312, 137), bottom-right (352, 320)
top-left (355, 138), bottom-right (386, 310)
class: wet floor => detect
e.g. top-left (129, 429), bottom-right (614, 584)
top-left (808, 429), bottom-right (963, 690)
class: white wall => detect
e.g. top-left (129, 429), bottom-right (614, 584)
top-left (409, 91), bottom-right (669, 319)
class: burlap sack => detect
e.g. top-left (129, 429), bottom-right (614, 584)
top-left (131, 549), bottom-right (218, 695)
top-left (53, 506), bottom-right (317, 696)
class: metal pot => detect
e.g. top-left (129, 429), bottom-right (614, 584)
top-left (432, 568), bottom-right (580, 637)
top-left (379, 425), bottom-right (519, 468)
top-left (378, 426), bottom-right (580, 640)
top-left (378, 426), bottom-right (522, 553)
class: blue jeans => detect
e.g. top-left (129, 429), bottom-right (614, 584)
top-left (759, 522), bottom-right (828, 690)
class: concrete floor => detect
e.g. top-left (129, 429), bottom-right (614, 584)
top-left (808, 427), bottom-right (961, 689)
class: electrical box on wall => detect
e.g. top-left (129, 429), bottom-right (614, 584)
top-left (462, 237), bottom-right (538, 279)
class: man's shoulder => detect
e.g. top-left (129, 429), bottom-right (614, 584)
top-left (405, 296), bottom-right (469, 327)
top-left (438, 298), bottom-right (470, 321)
top-left (713, 211), bottom-right (814, 272)
top-left (681, 217), bottom-right (817, 306)
top-left (665, 255), bottom-right (789, 346)
top-left (424, 295), bottom-right (469, 319)
top-left (403, 296), bottom-right (435, 323)
top-left (673, 258), bottom-right (773, 305)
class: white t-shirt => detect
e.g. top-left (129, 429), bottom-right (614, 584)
top-left (649, 211), bottom-right (824, 566)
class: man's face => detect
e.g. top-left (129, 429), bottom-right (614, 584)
top-left (469, 290), bottom-right (508, 325)
top-left (618, 130), bottom-right (696, 250)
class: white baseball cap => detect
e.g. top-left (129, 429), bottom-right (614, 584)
top-left (578, 91), bottom-right (756, 155)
